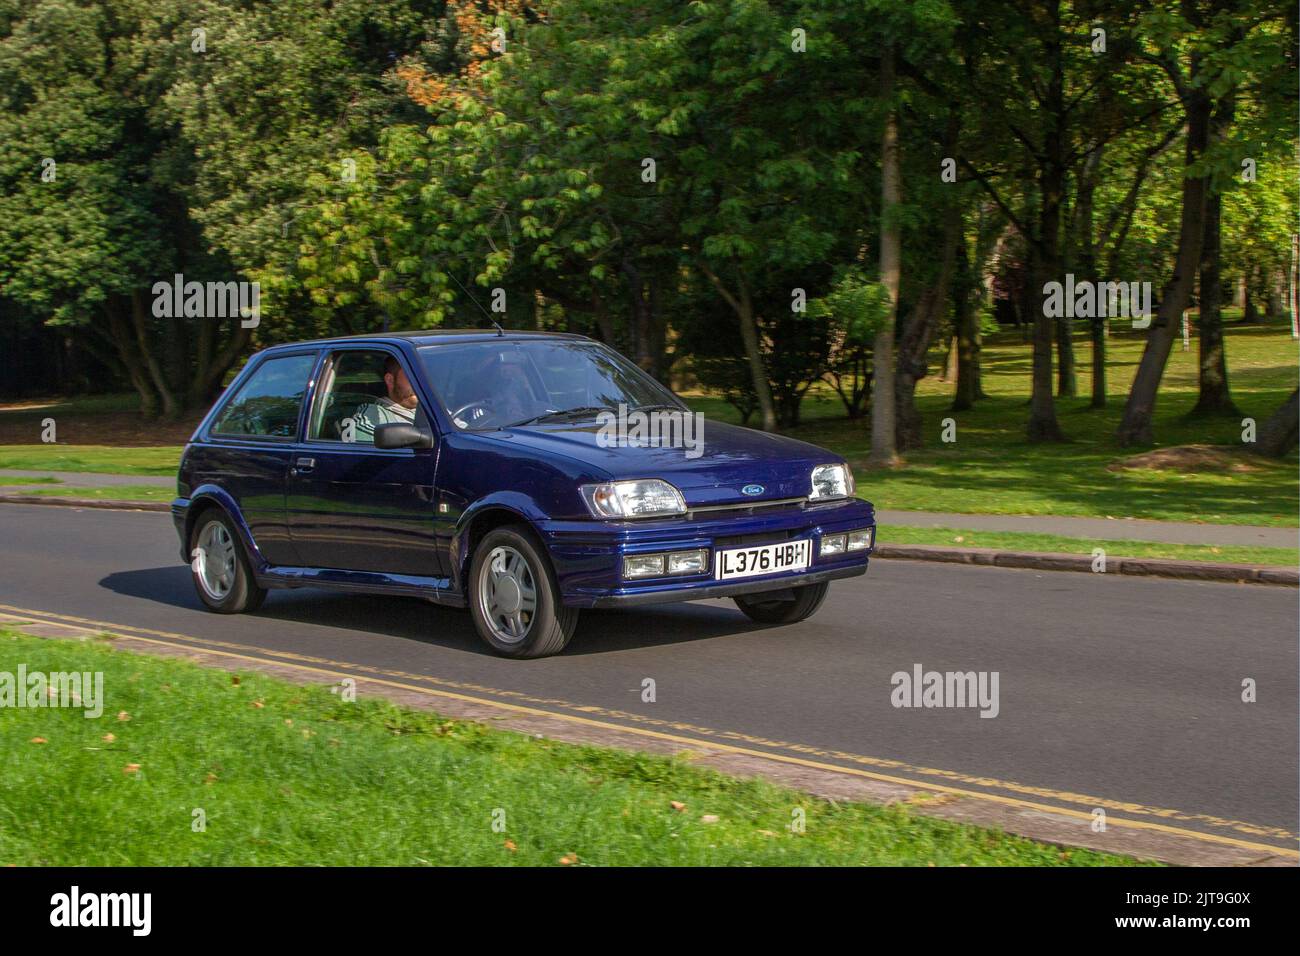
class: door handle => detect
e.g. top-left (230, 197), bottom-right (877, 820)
top-left (293, 456), bottom-right (315, 474)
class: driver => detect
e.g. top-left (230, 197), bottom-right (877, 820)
top-left (353, 356), bottom-right (418, 442)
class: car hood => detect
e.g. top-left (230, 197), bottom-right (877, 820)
top-left (483, 418), bottom-right (839, 507)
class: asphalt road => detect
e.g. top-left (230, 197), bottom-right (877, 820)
top-left (1, 503), bottom-right (1295, 852)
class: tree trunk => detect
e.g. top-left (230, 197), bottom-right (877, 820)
top-left (1116, 81), bottom-right (1212, 447)
top-left (870, 44), bottom-right (901, 466)
top-left (1242, 276), bottom-right (1260, 323)
top-left (1190, 97), bottom-right (1239, 418)
top-left (106, 300), bottom-right (160, 418)
top-left (735, 281), bottom-right (775, 432)
top-left (594, 291), bottom-right (615, 345)
top-left (621, 258), bottom-right (666, 378)
top-left (1188, 199), bottom-right (1235, 415)
top-left (131, 289), bottom-right (179, 418)
top-left (896, 201), bottom-right (960, 449)
top-left (1076, 145), bottom-right (1106, 408)
top-left (1028, 5), bottom-right (1066, 442)
top-left (1055, 318), bottom-right (1077, 397)
top-left (1250, 388), bottom-right (1298, 458)
top-left (952, 242), bottom-right (981, 411)
top-left (701, 264), bottom-right (776, 431)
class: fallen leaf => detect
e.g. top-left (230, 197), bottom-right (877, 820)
top-left (504, 840), bottom-right (517, 852)
top-left (670, 801), bottom-right (686, 812)
top-left (700, 814), bottom-right (720, 824)
top-left (123, 764), bottom-right (141, 775)
top-left (29, 737), bottom-right (46, 744)
top-left (758, 829), bottom-right (777, 837)
top-left (558, 853), bottom-right (578, 865)
top-left (101, 733), bottom-right (115, 743)
top-left (204, 773), bottom-right (218, 785)
top-left (116, 711), bottom-right (131, 721)
top-left (230, 676), bottom-right (241, 686)
top-left (252, 700), bottom-right (264, 709)
top-left (284, 718), bottom-right (293, 726)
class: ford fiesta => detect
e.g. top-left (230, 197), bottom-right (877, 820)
top-left (174, 331), bottom-right (876, 657)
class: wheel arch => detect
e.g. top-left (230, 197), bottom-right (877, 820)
top-left (183, 486), bottom-right (267, 573)
top-left (453, 502), bottom-right (550, 598)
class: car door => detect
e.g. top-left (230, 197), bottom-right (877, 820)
top-left (284, 346), bottom-right (446, 577)
top-left (203, 350), bottom-right (320, 567)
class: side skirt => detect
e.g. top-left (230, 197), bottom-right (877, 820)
top-left (254, 565), bottom-right (466, 608)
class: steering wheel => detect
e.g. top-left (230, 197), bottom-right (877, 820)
top-left (450, 400), bottom-right (493, 424)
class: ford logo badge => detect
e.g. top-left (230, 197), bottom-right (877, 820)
top-left (741, 484), bottom-right (765, 496)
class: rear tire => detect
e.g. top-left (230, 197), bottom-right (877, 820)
top-left (189, 509), bottom-right (267, 614)
top-left (469, 525), bottom-right (578, 658)
top-left (734, 580), bottom-right (829, 625)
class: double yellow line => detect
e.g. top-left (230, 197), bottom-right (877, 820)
top-left (1, 601), bottom-right (1295, 860)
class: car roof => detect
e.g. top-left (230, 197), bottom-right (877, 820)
top-left (263, 329), bottom-right (594, 350)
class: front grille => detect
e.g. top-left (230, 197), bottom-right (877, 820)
top-left (713, 528), bottom-right (806, 549)
top-left (685, 496), bottom-right (807, 518)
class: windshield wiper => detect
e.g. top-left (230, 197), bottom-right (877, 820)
top-left (501, 406), bottom-right (610, 429)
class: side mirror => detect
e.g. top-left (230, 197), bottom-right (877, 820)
top-left (374, 422), bottom-right (434, 449)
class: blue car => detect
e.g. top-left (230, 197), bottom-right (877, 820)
top-left (174, 331), bottom-right (876, 657)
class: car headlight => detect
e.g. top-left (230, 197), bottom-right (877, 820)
top-left (809, 463), bottom-right (854, 500)
top-left (580, 479), bottom-right (686, 518)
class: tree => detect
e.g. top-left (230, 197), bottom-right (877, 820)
top-left (1117, 0), bottom-right (1292, 445)
top-left (955, 0), bottom-right (1170, 441)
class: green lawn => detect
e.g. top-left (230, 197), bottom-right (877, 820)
top-left (880, 524), bottom-right (1298, 567)
top-left (687, 320), bottom-right (1299, 527)
top-left (0, 484), bottom-right (172, 502)
top-left (0, 446), bottom-right (181, 475)
top-left (0, 631), bottom-right (1146, 867)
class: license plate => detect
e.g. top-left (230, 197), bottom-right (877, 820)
top-left (715, 539), bottom-right (811, 580)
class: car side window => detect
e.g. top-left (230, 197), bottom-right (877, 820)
top-left (210, 353), bottom-right (317, 440)
top-left (309, 349), bottom-right (425, 445)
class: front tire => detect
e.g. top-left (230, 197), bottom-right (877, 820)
top-left (734, 580), bottom-right (829, 625)
top-left (469, 526), bottom-right (578, 658)
top-left (189, 509), bottom-right (266, 613)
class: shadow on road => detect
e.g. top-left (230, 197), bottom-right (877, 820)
top-left (98, 566), bottom-right (763, 656)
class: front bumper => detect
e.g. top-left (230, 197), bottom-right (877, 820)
top-left (539, 496), bottom-right (875, 608)
top-left (589, 563), bottom-right (866, 608)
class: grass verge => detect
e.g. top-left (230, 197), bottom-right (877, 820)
top-left (0, 630), bottom-right (1146, 867)
top-left (0, 446), bottom-right (181, 476)
top-left (879, 525), bottom-right (1299, 568)
top-left (0, 484), bottom-right (172, 502)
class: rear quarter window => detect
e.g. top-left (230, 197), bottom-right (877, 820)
top-left (211, 353), bottom-right (317, 440)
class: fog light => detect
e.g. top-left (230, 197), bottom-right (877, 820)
top-left (847, 528), bottom-right (874, 551)
top-left (623, 554), bottom-right (666, 578)
top-left (820, 534), bottom-right (847, 556)
top-left (667, 549), bottom-right (708, 575)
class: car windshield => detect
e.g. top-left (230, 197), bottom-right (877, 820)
top-left (419, 340), bottom-right (682, 431)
